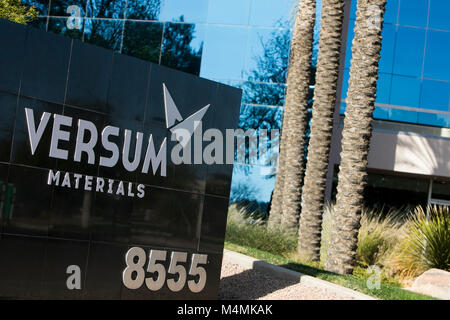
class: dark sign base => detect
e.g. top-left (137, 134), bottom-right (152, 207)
top-left (0, 19), bottom-right (241, 299)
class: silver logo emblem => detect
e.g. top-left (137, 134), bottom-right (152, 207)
top-left (163, 83), bottom-right (210, 148)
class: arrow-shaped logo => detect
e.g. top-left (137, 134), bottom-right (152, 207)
top-left (163, 83), bottom-right (210, 148)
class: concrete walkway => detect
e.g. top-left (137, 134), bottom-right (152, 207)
top-left (219, 249), bottom-right (376, 300)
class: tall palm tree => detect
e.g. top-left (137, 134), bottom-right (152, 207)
top-left (268, 151), bottom-right (285, 228)
top-left (297, 0), bottom-right (345, 260)
top-left (268, 0), bottom-right (316, 234)
top-left (268, 0), bottom-right (316, 231)
top-left (325, 0), bottom-right (387, 274)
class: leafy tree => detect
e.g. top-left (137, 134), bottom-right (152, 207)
top-left (242, 23), bottom-right (317, 108)
top-left (160, 16), bottom-right (203, 75)
top-left (0, 0), bottom-right (37, 24)
top-left (235, 18), bottom-right (317, 205)
top-left (239, 23), bottom-right (315, 170)
top-left (126, 0), bottom-right (160, 20)
top-left (85, 18), bottom-right (124, 51)
top-left (82, 0), bottom-right (162, 54)
top-left (236, 27), bottom-right (289, 179)
top-left (242, 26), bottom-right (290, 107)
top-left (86, 0), bottom-right (127, 19)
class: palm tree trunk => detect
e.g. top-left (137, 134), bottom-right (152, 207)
top-left (297, 0), bottom-right (345, 260)
top-left (280, 0), bottom-right (316, 234)
top-left (325, 0), bottom-right (386, 274)
top-left (268, 148), bottom-right (285, 228)
top-left (268, 0), bottom-right (316, 231)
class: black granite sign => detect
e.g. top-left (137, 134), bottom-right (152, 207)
top-left (0, 18), bottom-right (241, 299)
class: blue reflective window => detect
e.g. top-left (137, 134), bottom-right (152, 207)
top-left (376, 73), bottom-right (392, 104)
top-left (344, 18), bottom-right (355, 69)
top-left (418, 112), bottom-right (448, 127)
top-left (347, 0), bottom-right (398, 70)
top-left (390, 75), bottom-right (421, 107)
top-left (244, 27), bottom-right (290, 84)
top-left (125, 0), bottom-right (161, 21)
top-left (49, 0), bottom-right (87, 17)
top-left (160, 22), bottom-right (204, 75)
top-left (159, 0), bottom-right (208, 23)
top-left (86, 0), bottom-right (126, 19)
top-left (345, 73), bottom-right (395, 108)
top-left (230, 164), bottom-right (275, 203)
top-left (347, 0), bottom-right (398, 24)
top-left (384, 0), bottom-right (399, 25)
top-left (242, 82), bottom-right (286, 106)
top-left (373, 107), bottom-right (389, 120)
top-left (341, 68), bottom-right (350, 100)
top-left (389, 109), bottom-right (418, 123)
top-left (22, 0), bottom-right (49, 16)
top-left (249, 0), bottom-right (295, 27)
top-left (379, 23), bottom-right (395, 73)
top-left (349, 0), bottom-right (356, 20)
top-left (207, 0), bottom-right (251, 25)
top-left (420, 79), bottom-right (450, 112)
top-left (121, 21), bottom-right (163, 63)
top-left (239, 104), bottom-right (283, 130)
top-left (29, 17), bottom-right (48, 30)
top-left (200, 25), bottom-right (248, 80)
top-left (213, 79), bottom-right (240, 87)
top-left (398, 0), bottom-right (428, 28)
top-left (48, 17), bottom-right (84, 39)
top-left (429, 0), bottom-right (450, 31)
top-left (393, 26), bottom-right (426, 77)
top-left (236, 104), bottom-right (282, 178)
top-left (83, 18), bottom-right (123, 51)
top-left (343, 73), bottom-right (392, 118)
top-left (344, 71), bottom-right (394, 106)
top-left (424, 30), bottom-right (450, 81)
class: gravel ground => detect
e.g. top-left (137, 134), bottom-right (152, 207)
top-left (219, 261), bottom-right (358, 300)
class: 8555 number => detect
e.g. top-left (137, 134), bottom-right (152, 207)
top-left (122, 247), bottom-right (208, 293)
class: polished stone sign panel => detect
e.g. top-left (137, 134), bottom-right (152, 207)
top-left (0, 19), bottom-right (241, 299)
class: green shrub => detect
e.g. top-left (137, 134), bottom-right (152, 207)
top-left (320, 204), bottom-right (406, 268)
top-left (352, 265), bottom-right (401, 287)
top-left (0, 0), bottom-right (38, 24)
top-left (227, 202), bottom-right (450, 288)
top-left (356, 208), bottom-right (405, 268)
top-left (225, 204), bottom-right (297, 255)
top-left (391, 205), bottom-right (450, 278)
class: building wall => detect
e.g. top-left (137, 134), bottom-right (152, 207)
top-left (327, 0), bottom-right (450, 202)
top-left (341, 0), bottom-right (450, 128)
top-left (21, 0), bottom-right (300, 202)
top-left (20, 0), bottom-right (450, 204)
top-left (328, 122), bottom-right (450, 178)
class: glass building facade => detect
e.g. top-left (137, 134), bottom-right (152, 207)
top-left (23, 0), bottom-right (299, 203)
top-left (342, 0), bottom-right (450, 128)
top-left (21, 0), bottom-right (450, 205)
top-left (24, 0), bottom-right (296, 104)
